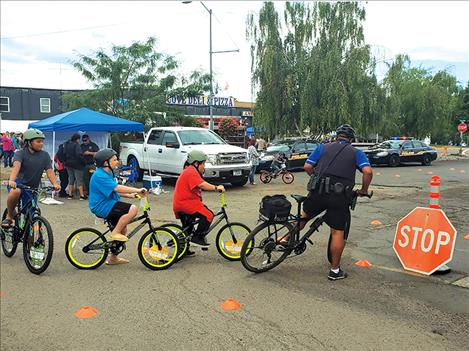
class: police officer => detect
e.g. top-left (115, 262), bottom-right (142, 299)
top-left (301, 124), bottom-right (372, 280)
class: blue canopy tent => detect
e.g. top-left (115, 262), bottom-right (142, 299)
top-left (28, 107), bottom-right (144, 160)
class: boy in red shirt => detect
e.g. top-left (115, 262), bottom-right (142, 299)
top-left (173, 150), bottom-right (225, 247)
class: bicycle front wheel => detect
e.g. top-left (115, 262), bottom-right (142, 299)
top-left (216, 222), bottom-right (251, 261)
top-left (160, 223), bottom-right (188, 261)
top-left (1, 209), bottom-right (18, 257)
top-left (138, 227), bottom-right (179, 270)
top-left (259, 171), bottom-right (272, 184)
top-left (65, 228), bottom-right (108, 269)
top-left (240, 221), bottom-right (295, 273)
top-left (282, 172), bottom-right (295, 184)
top-left (23, 216), bottom-right (53, 275)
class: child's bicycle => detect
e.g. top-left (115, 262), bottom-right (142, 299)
top-left (161, 193), bottom-right (251, 261)
top-left (240, 191), bottom-right (372, 273)
top-left (1, 184), bottom-right (55, 275)
top-left (64, 194), bottom-right (179, 270)
top-left (259, 163), bottom-right (294, 184)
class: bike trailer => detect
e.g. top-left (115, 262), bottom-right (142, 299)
top-left (259, 195), bottom-right (291, 223)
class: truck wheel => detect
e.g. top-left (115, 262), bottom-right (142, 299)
top-left (231, 177), bottom-right (248, 187)
top-left (128, 156), bottom-right (144, 181)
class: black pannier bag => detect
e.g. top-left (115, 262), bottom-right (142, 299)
top-left (259, 195), bottom-right (292, 222)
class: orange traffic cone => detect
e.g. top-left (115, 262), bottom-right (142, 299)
top-left (371, 220), bottom-right (382, 225)
top-left (376, 172), bottom-right (381, 176)
top-left (221, 299), bottom-right (241, 311)
top-left (355, 259), bottom-right (372, 267)
top-left (74, 306), bottom-right (98, 319)
top-left (0, 291), bottom-right (4, 298)
top-left (464, 234), bottom-right (469, 240)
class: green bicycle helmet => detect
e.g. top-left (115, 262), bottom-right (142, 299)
top-left (186, 150), bottom-right (207, 164)
top-left (23, 128), bottom-right (45, 141)
top-left (95, 148), bottom-right (117, 167)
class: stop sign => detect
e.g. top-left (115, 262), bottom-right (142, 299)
top-left (458, 122), bottom-right (467, 133)
top-left (394, 207), bottom-right (457, 275)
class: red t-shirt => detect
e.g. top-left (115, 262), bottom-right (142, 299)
top-left (173, 166), bottom-right (206, 217)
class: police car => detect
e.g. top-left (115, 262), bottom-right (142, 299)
top-left (257, 139), bottom-right (319, 171)
top-left (364, 138), bottom-right (437, 167)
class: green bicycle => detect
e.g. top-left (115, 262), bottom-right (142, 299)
top-left (65, 195), bottom-right (179, 270)
top-left (162, 193), bottom-right (251, 261)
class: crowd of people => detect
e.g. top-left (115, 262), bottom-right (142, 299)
top-left (0, 132), bottom-right (24, 168)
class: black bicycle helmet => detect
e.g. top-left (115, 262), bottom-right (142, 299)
top-left (95, 148), bottom-right (117, 167)
top-left (336, 124), bottom-right (355, 140)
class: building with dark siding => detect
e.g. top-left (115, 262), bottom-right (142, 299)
top-left (0, 86), bottom-right (254, 129)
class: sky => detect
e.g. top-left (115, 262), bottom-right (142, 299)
top-left (1, 1), bottom-right (468, 102)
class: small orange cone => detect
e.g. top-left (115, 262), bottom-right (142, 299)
top-left (0, 291), bottom-right (4, 298)
top-left (355, 259), bottom-right (372, 267)
top-left (395, 174), bottom-right (401, 178)
top-left (371, 220), bottom-right (382, 225)
top-left (449, 168), bottom-right (455, 171)
top-left (74, 306), bottom-right (98, 319)
top-left (417, 168), bottom-right (422, 172)
top-left (460, 170), bottom-right (466, 173)
top-left (376, 172), bottom-right (381, 176)
top-left (427, 171), bottom-right (433, 175)
top-left (464, 234), bottom-right (469, 240)
top-left (221, 299), bottom-right (241, 311)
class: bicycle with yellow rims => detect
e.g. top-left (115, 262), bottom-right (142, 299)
top-left (162, 193), bottom-right (252, 261)
top-left (65, 194), bottom-right (179, 270)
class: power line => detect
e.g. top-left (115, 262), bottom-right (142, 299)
top-left (1, 23), bottom-right (126, 40)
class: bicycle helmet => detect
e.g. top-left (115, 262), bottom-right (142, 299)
top-left (186, 150), bottom-right (207, 164)
top-left (95, 148), bottom-right (117, 167)
top-left (23, 128), bottom-right (45, 141)
top-left (336, 124), bottom-right (355, 140)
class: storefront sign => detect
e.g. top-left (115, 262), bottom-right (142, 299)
top-left (166, 96), bottom-right (234, 107)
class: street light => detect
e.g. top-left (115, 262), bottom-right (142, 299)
top-left (183, 1), bottom-right (239, 130)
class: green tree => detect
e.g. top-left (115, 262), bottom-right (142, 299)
top-left (63, 37), bottom-right (211, 129)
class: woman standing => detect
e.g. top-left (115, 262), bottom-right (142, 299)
top-left (1, 132), bottom-right (15, 167)
top-left (247, 139), bottom-right (259, 185)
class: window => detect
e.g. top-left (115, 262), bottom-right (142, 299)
top-left (40, 98), bottom-right (51, 113)
top-left (147, 130), bottom-right (162, 145)
top-left (0, 97), bottom-right (10, 112)
top-left (162, 131), bottom-right (178, 145)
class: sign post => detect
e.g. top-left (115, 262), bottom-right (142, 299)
top-left (457, 121), bottom-right (467, 156)
top-left (393, 207), bottom-right (457, 275)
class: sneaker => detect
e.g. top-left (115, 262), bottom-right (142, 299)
top-left (328, 268), bottom-right (348, 281)
top-left (79, 195), bottom-right (88, 201)
top-left (67, 195), bottom-right (73, 200)
top-left (190, 235), bottom-right (210, 248)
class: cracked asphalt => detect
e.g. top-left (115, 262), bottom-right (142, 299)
top-left (1, 159), bottom-right (468, 350)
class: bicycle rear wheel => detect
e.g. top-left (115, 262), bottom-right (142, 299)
top-left (240, 221), bottom-right (294, 273)
top-left (138, 227), bottom-right (179, 270)
top-left (282, 172), bottom-right (295, 184)
top-left (1, 209), bottom-right (18, 257)
top-left (215, 222), bottom-right (251, 261)
top-left (65, 228), bottom-right (108, 269)
top-left (259, 171), bottom-right (272, 184)
top-left (23, 216), bottom-right (53, 275)
top-left (160, 223), bottom-right (188, 261)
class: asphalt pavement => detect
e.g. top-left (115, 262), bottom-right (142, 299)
top-left (1, 158), bottom-right (468, 350)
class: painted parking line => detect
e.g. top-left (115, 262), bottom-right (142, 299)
top-left (452, 277), bottom-right (469, 288)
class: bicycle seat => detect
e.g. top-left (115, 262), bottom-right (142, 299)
top-left (291, 194), bottom-right (307, 203)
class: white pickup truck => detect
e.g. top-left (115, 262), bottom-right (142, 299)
top-left (119, 127), bottom-right (251, 186)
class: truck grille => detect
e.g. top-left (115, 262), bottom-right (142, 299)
top-left (218, 153), bottom-right (247, 165)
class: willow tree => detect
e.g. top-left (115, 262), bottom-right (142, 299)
top-left (248, 2), bottom-right (380, 139)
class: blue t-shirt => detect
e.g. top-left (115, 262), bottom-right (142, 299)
top-left (89, 168), bottom-right (120, 218)
top-left (306, 140), bottom-right (371, 171)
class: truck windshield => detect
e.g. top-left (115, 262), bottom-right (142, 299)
top-left (178, 130), bottom-right (226, 145)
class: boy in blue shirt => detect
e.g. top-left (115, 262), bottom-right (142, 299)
top-left (89, 148), bottom-right (147, 265)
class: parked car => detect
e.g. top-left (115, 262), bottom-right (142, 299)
top-left (364, 139), bottom-right (437, 166)
top-left (257, 139), bottom-right (319, 171)
top-left (119, 127), bottom-right (251, 186)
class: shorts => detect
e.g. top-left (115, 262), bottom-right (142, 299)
top-left (66, 167), bottom-right (84, 186)
top-left (105, 201), bottom-right (132, 227)
top-left (302, 191), bottom-right (350, 231)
